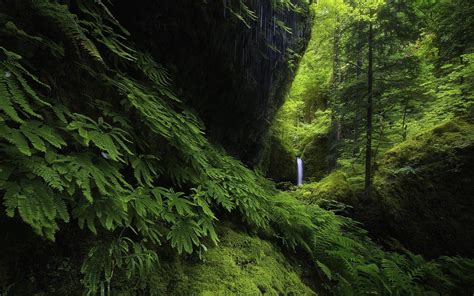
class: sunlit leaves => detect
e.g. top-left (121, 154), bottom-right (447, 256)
top-left (66, 113), bottom-right (134, 162)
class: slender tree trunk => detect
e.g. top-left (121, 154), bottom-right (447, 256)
top-left (401, 98), bottom-right (409, 140)
top-left (364, 22), bottom-right (374, 200)
top-left (353, 21), bottom-right (362, 157)
top-left (332, 20), bottom-right (341, 141)
top-left (353, 113), bottom-right (360, 156)
top-left (332, 20), bottom-right (340, 97)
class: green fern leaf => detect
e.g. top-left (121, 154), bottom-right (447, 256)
top-left (0, 73), bottom-right (23, 123)
top-left (0, 122), bottom-right (31, 155)
top-left (31, 0), bottom-right (103, 63)
top-left (166, 190), bottom-right (195, 216)
top-left (167, 219), bottom-right (202, 254)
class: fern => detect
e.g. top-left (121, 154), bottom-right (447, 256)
top-left (0, 120), bottom-right (32, 156)
top-left (77, 0), bottom-right (137, 62)
top-left (53, 152), bottom-right (131, 202)
top-left (136, 52), bottom-right (172, 88)
top-left (19, 156), bottom-right (66, 191)
top-left (22, 120), bottom-right (66, 150)
top-left (81, 237), bottom-right (158, 296)
top-left (31, 0), bottom-right (103, 62)
top-left (166, 190), bottom-right (195, 216)
top-left (1, 21), bottom-right (65, 58)
top-left (130, 155), bottom-right (161, 187)
top-left (0, 47), bottom-right (50, 123)
top-left (3, 179), bottom-right (69, 240)
top-left (66, 113), bottom-right (134, 162)
top-left (167, 218), bottom-right (203, 254)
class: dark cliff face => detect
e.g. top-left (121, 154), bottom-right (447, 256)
top-left (112, 0), bottom-right (310, 165)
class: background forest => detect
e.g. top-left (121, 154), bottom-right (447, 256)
top-left (0, 0), bottom-right (473, 295)
top-left (270, 0), bottom-right (474, 258)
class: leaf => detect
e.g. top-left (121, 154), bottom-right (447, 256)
top-left (198, 217), bottom-right (219, 244)
top-left (167, 219), bottom-right (202, 254)
top-left (167, 191), bottom-right (194, 216)
top-left (0, 123), bottom-right (31, 156)
top-left (316, 260), bottom-right (332, 280)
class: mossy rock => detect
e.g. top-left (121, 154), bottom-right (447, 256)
top-left (296, 119), bottom-right (474, 258)
top-left (381, 119), bottom-right (474, 169)
top-left (301, 135), bottom-right (334, 181)
top-left (149, 226), bottom-right (316, 295)
top-left (266, 136), bottom-right (297, 183)
top-left (371, 119), bottom-right (474, 257)
top-left (295, 170), bottom-right (356, 205)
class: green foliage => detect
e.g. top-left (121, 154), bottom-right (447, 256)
top-left (81, 237), bottom-right (158, 295)
top-left (272, 0), bottom-right (338, 153)
top-left (273, 0), bottom-right (474, 175)
top-left (0, 1), bottom-right (291, 293)
top-left (292, 198), bottom-right (474, 295)
top-left (0, 47), bottom-right (50, 124)
top-left (77, 0), bottom-right (137, 63)
top-left (31, 0), bottom-right (104, 62)
top-left (1, 0), bottom-right (473, 295)
top-left (267, 0), bottom-right (474, 293)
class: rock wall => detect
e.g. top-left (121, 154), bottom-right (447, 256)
top-left (113, 0), bottom-right (311, 165)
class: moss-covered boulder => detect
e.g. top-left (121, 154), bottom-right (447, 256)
top-left (301, 135), bottom-right (335, 181)
top-left (296, 170), bottom-right (356, 205)
top-left (371, 119), bottom-right (474, 257)
top-left (265, 136), bottom-right (297, 183)
top-left (298, 119), bottom-right (474, 258)
top-left (149, 227), bottom-right (316, 295)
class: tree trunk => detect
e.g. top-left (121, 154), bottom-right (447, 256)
top-left (364, 21), bottom-right (374, 200)
top-left (332, 19), bottom-right (340, 97)
top-left (401, 98), bottom-right (409, 140)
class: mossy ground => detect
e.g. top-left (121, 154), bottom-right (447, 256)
top-left (149, 226), bottom-right (316, 295)
top-left (0, 223), bottom-right (316, 295)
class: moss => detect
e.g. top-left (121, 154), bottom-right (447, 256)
top-left (149, 226), bottom-right (316, 295)
top-left (301, 135), bottom-right (335, 182)
top-left (381, 118), bottom-right (474, 169)
top-left (295, 170), bottom-right (355, 205)
top-left (295, 119), bottom-right (474, 258)
top-left (265, 135), bottom-right (297, 183)
top-left (371, 120), bottom-right (474, 257)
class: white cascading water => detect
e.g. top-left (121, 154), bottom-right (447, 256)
top-left (296, 157), bottom-right (303, 186)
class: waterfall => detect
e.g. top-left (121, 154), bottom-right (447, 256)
top-left (296, 157), bottom-right (303, 186)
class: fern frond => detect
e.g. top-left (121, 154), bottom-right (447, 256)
top-left (66, 113), bottom-right (133, 162)
top-left (3, 179), bottom-right (69, 240)
top-left (78, 1), bottom-right (137, 62)
top-left (31, 0), bottom-right (103, 63)
top-left (130, 155), bottom-right (160, 187)
top-left (0, 120), bottom-right (31, 155)
top-left (167, 218), bottom-right (202, 254)
top-left (0, 47), bottom-right (51, 125)
top-left (136, 52), bottom-right (172, 87)
top-left (81, 237), bottom-right (158, 295)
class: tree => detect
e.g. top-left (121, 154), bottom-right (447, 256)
top-left (365, 19), bottom-right (374, 200)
